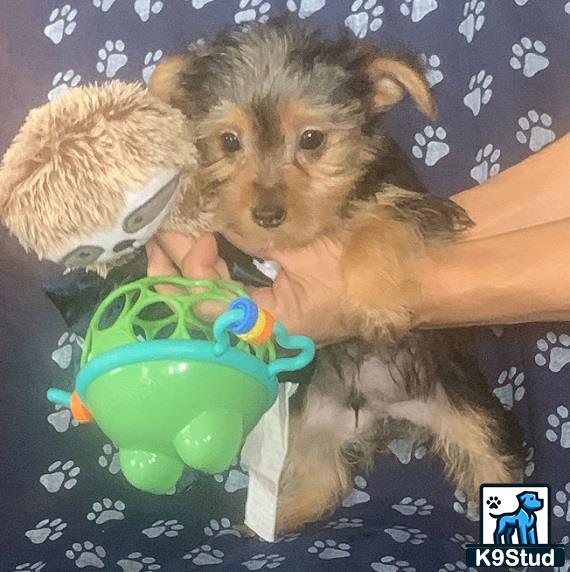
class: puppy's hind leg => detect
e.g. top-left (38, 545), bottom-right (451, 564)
top-left (276, 387), bottom-right (375, 534)
top-left (429, 398), bottom-right (524, 498)
top-left (389, 389), bottom-right (524, 502)
top-left (276, 412), bottom-right (353, 534)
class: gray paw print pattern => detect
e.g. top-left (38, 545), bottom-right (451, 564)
top-left (2, 1), bottom-right (570, 571)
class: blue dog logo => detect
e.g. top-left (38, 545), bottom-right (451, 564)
top-left (491, 491), bottom-right (544, 545)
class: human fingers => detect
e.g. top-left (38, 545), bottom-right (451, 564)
top-left (154, 231), bottom-right (197, 272)
top-left (184, 233), bottom-right (230, 280)
top-left (145, 239), bottom-right (184, 295)
top-left (146, 239), bottom-right (180, 277)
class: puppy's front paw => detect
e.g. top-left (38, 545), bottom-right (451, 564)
top-left (341, 214), bottom-right (422, 341)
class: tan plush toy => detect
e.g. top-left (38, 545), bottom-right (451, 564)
top-left (0, 81), bottom-right (211, 274)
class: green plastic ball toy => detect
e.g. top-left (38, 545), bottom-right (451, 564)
top-left (47, 276), bottom-right (315, 494)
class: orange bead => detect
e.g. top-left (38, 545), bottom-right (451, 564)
top-left (251, 311), bottom-right (275, 345)
top-left (70, 391), bottom-right (94, 424)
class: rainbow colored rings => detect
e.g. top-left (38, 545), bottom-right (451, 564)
top-left (227, 298), bottom-right (275, 346)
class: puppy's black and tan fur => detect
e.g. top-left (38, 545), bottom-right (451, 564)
top-left (150, 20), bottom-right (524, 533)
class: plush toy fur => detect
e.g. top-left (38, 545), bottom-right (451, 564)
top-left (0, 81), bottom-right (212, 274)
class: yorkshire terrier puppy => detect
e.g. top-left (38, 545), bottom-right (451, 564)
top-left (150, 20), bottom-right (524, 533)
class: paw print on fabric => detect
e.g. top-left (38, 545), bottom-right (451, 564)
top-left (134, 0), bottom-right (164, 23)
top-left (183, 545), bottom-right (225, 566)
top-left (566, 1), bottom-right (570, 14)
top-left (44, 4), bottom-right (77, 45)
top-left (266, 533), bottom-right (301, 543)
top-left (204, 518), bottom-right (242, 538)
top-left (190, 0), bottom-right (216, 8)
top-left (420, 54), bottom-right (443, 87)
top-left (51, 331), bottom-right (83, 369)
top-left (286, 0), bottom-right (326, 19)
top-left (117, 552), bottom-right (161, 572)
top-left (142, 519), bottom-right (184, 538)
top-left (486, 496), bottom-right (501, 510)
top-left (412, 126), bottom-right (450, 167)
top-left (87, 498), bottom-right (126, 525)
top-left (40, 460), bottom-right (80, 492)
top-left (214, 464), bottom-right (249, 493)
top-left (524, 443), bottom-right (535, 477)
top-left (384, 525), bottom-right (427, 545)
top-left (65, 542), bottom-right (107, 569)
top-left (392, 497), bottom-right (434, 516)
top-left (92, 0), bottom-right (118, 11)
top-left (12, 563), bottom-right (46, 572)
top-left (535, 332), bottom-right (570, 372)
top-left (96, 40), bottom-right (128, 78)
top-left (371, 556), bottom-right (416, 572)
top-left (345, 0), bottom-right (384, 38)
top-left (453, 489), bottom-right (479, 521)
top-left (400, 0), bottom-right (438, 23)
top-left (47, 404), bottom-right (78, 433)
top-left (241, 553), bottom-right (286, 570)
top-left (235, 0), bottom-right (272, 24)
top-left (493, 367), bottom-right (525, 410)
top-left (490, 325), bottom-right (505, 338)
top-left (516, 110), bottom-right (556, 152)
top-left (342, 474), bottom-right (371, 507)
top-left (546, 406), bottom-right (570, 448)
top-left (388, 438), bottom-right (428, 464)
top-left (514, 0), bottom-right (530, 4)
top-left (308, 539), bottom-right (352, 559)
top-left (438, 562), bottom-right (477, 572)
top-left (449, 532), bottom-right (475, 549)
top-left (98, 443), bottom-right (121, 474)
top-left (463, 70), bottom-right (493, 116)
top-left (48, 69), bottom-right (81, 101)
top-left (470, 143), bottom-right (501, 183)
top-left (142, 50), bottom-right (163, 83)
top-left (510, 37), bottom-right (549, 78)
top-left (554, 484), bottom-right (570, 521)
top-left (25, 518), bottom-right (67, 544)
top-left (325, 517), bottom-right (364, 529)
top-left (458, 0), bottom-right (485, 43)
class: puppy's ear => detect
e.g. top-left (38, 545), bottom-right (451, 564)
top-left (148, 48), bottom-right (213, 118)
top-left (147, 54), bottom-right (189, 107)
top-left (366, 56), bottom-right (436, 120)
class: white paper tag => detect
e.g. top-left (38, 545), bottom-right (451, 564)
top-left (241, 382), bottom-right (297, 542)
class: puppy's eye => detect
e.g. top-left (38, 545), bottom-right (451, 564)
top-left (221, 132), bottom-right (241, 153)
top-left (299, 129), bottom-right (325, 151)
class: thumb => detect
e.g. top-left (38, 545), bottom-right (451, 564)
top-left (184, 233), bottom-right (224, 279)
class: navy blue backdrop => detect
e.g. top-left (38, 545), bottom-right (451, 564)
top-left (1, 1), bottom-right (569, 571)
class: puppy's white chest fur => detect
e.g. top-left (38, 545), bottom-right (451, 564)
top-left (303, 349), bottom-right (422, 440)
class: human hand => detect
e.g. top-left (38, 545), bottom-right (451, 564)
top-left (146, 232), bottom-right (230, 281)
top-left (146, 231), bottom-right (352, 345)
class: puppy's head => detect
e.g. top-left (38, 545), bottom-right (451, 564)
top-left (150, 21), bottom-right (434, 252)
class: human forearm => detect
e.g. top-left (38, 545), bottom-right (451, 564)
top-left (419, 218), bottom-right (570, 327)
top-left (453, 134), bottom-right (570, 240)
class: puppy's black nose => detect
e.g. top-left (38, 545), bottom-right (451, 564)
top-left (251, 206), bottom-right (287, 228)
top-left (113, 239), bottom-right (135, 252)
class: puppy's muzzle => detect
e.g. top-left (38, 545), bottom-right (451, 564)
top-left (251, 206), bottom-right (287, 228)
